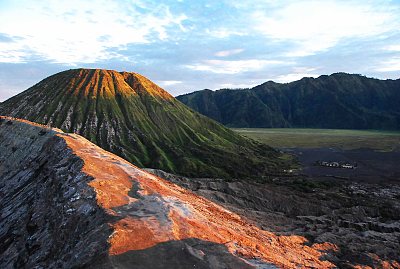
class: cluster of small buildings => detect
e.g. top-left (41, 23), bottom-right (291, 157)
top-left (316, 160), bottom-right (357, 169)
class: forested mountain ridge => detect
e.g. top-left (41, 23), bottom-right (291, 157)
top-left (177, 73), bottom-right (400, 129)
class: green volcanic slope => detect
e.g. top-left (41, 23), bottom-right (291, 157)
top-left (177, 73), bottom-right (400, 130)
top-left (0, 68), bottom-right (288, 178)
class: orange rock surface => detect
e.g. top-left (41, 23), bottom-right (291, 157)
top-left (59, 132), bottom-right (335, 268)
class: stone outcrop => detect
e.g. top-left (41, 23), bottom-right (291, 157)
top-left (146, 169), bottom-right (400, 268)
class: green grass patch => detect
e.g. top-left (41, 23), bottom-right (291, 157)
top-left (232, 128), bottom-right (400, 152)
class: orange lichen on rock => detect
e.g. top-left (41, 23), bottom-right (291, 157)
top-left (109, 217), bottom-right (171, 255)
top-left (312, 242), bottom-right (339, 253)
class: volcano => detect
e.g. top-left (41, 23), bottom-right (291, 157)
top-left (0, 69), bottom-right (289, 178)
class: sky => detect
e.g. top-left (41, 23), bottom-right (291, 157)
top-left (0, 0), bottom-right (400, 101)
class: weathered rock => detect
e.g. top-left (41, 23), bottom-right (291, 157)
top-left (0, 117), bottom-right (111, 269)
top-left (146, 168), bottom-right (400, 268)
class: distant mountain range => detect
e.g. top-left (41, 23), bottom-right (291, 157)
top-left (0, 68), bottom-right (290, 178)
top-left (177, 73), bottom-right (400, 130)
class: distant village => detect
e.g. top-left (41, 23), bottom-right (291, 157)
top-left (315, 160), bottom-right (357, 169)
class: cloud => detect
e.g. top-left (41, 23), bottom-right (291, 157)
top-left (205, 28), bottom-right (246, 38)
top-left (186, 59), bottom-right (284, 74)
top-left (252, 0), bottom-right (399, 56)
top-left (384, 45), bottom-right (400, 52)
top-left (273, 73), bottom-right (318, 83)
top-left (264, 66), bottom-right (319, 83)
top-left (219, 82), bottom-right (261, 89)
top-left (0, 43), bottom-right (28, 63)
top-left (0, 33), bottom-right (18, 43)
top-left (157, 80), bottom-right (183, 86)
top-left (215, 49), bottom-right (244, 57)
top-left (0, 0), bottom-right (187, 64)
top-left (375, 57), bottom-right (400, 72)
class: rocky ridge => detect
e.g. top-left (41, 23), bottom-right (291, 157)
top-left (0, 117), bottom-right (334, 269)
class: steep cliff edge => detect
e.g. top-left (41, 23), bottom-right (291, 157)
top-left (0, 117), bottom-right (334, 268)
top-left (0, 117), bottom-right (111, 268)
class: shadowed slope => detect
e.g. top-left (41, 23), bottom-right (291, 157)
top-left (0, 69), bottom-right (290, 178)
top-left (0, 117), bottom-right (112, 268)
top-left (0, 117), bottom-right (336, 268)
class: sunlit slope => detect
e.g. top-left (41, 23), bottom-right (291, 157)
top-left (0, 69), bottom-right (289, 178)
